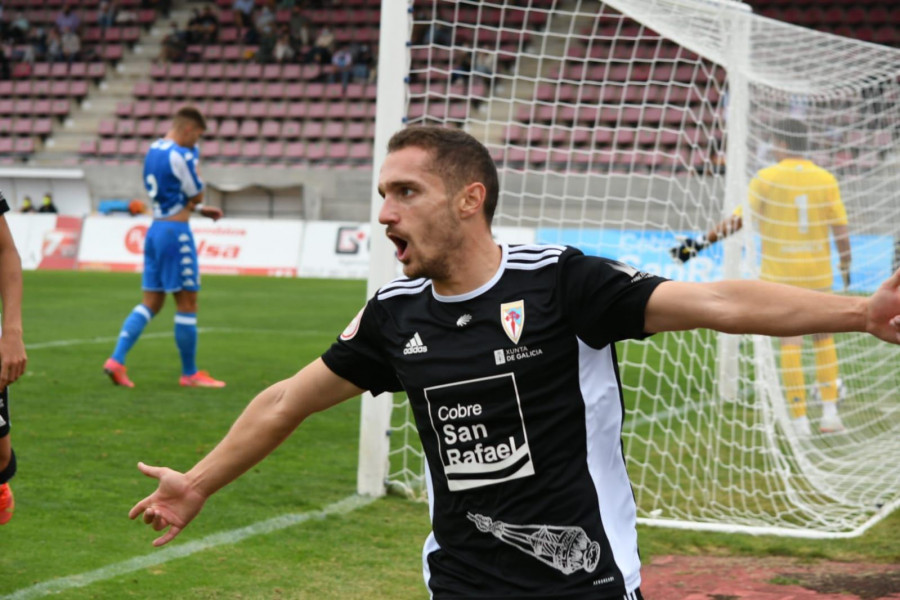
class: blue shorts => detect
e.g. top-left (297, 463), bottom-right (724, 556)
top-left (143, 220), bottom-right (200, 293)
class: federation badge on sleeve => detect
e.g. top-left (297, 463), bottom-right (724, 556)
top-left (340, 307), bottom-right (365, 340)
top-left (500, 300), bottom-right (524, 345)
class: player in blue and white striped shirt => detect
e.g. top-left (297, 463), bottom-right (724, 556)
top-left (104, 106), bottom-right (226, 389)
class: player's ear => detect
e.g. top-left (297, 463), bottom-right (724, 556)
top-left (457, 181), bottom-right (486, 220)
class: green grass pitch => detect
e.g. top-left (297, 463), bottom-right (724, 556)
top-left (1, 271), bottom-right (897, 599)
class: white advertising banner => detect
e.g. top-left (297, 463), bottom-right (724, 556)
top-left (298, 221), bottom-right (376, 280)
top-left (7, 213), bottom-right (82, 270)
top-left (77, 216), bottom-right (304, 277)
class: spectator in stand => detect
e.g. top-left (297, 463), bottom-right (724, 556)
top-left (187, 7), bottom-right (218, 45)
top-left (97, 1), bottom-right (117, 29)
top-left (351, 43), bottom-right (373, 83)
top-left (273, 29), bottom-right (295, 63)
top-left (46, 28), bottom-right (63, 63)
top-left (329, 45), bottom-right (353, 89)
top-left (18, 197), bottom-right (34, 213)
top-left (288, 4), bottom-right (310, 47)
top-left (158, 21), bottom-right (187, 63)
top-left (0, 46), bottom-right (10, 81)
top-left (197, 6), bottom-right (219, 44)
top-left (61, 30), bottom-right (81, 63)
top-left (232, 0), bottom-right (254, 29)
top-left (254, 2), bottom-right (275, 37)
top-left (186, 8), bottom-right (204, 43)
top-left (450, 44), bottom-right (472, 85)
top-left (472, 48), bottom-right (497, 93)
top-left (55, 5), bottom-right (81, 35)
top-left (9, 12), bottom-right (29, 44)
top-left (38, 193), bottom-right (58, 214)
top-left (307, 26), bottom-right (334, 65)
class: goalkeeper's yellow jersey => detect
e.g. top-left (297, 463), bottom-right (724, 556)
top-left (738, 158), bottom-right (847, 290)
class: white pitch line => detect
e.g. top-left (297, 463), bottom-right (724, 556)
top-left (1, 494), bottom-right (376, 600)
top-left (26, 327), bottom-right (329, 350)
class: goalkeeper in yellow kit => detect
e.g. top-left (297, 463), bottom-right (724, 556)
top-left (671, 118), bottom-right (851, 436)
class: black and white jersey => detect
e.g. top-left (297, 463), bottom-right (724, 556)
top-left (0, 191), bottom-right (9, 216)
top-left (322, 243), bottom-right (666, 599)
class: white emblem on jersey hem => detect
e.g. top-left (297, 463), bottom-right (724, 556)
top-left (403, 332), bottom-right (428, 355)
top-left (467, 512), bottom-right (601, 575)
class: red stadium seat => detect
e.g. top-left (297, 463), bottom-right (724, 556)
top-left (218, 119), bottom-right (239, 138)
top-left (281, 120), bottom-right (302, 139)
top-left (239, 119), bottom-right (260, 138)
top-left (248, 101), bottom-right (268, 120)
top-left (263, 141), bottom-right (284, 162)
top-left (284, 141), bottom-right (305, 161)
top-left (242, 140), bottom-right (263, 161)
top-left (303, 121), bottom-right (325, 139)
top-left (261, 120), bottom-right (281, 139)
top-left (98, 119), bottom-right (116, 136)
top-left (220, 140), bottom-right (242, 160)
top-left (267, 102), bottom-right (288, 120)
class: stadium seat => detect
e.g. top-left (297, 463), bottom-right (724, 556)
top-left (284, 141), bottom-right (306, 161)
top-left (218, 119), bottom-right (239, 138)
top-left (281, 120), bottom-right (302, 139)
top-left (239, 120), bottom-right (260, 138)
top-left (261, 120), bottom-right (281, 139)
top-left (242, 140), bottom-right (263, 162)
top-left (263, 141), bottom-right (284, 162)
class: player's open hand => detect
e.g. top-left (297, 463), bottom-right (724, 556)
top-left (129, 462), bottom-right (207, 546)
top-left (866, 267), bottom-right (900, 344)
top-left (198, 206), bottom-right (223, 222)
top-left (0, 332), bottom-right (27, 389)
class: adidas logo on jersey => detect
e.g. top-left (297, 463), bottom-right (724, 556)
top-left (403, 332), bottom-right (428, 355)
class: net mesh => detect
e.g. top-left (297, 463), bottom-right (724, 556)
top-left (383, 0), bottom-right (900, 536)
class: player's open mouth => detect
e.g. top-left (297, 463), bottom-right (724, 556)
top-left (387, 232), bottom-right (410, 261)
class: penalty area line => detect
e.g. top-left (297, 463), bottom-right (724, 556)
top-left (1, 494), bottom-right (376, 600)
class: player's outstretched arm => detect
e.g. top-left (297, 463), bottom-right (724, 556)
top-left (129, 358), bottom-right (365, 546)
top-left (644, 268), bottom-right (900, 344)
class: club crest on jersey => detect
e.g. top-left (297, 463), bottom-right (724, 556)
top-left (500, 300), bottom-right (524, 345)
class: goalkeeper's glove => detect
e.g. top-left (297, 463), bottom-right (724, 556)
top-left (670, 236), bottom-right (709, 264)
top-left (840, 263), bottom-right (851, 291)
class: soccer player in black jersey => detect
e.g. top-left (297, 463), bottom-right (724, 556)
top-left (0, 190), bottom-right (28, 525)
top-left (130, 127), bottom-right (900, 599)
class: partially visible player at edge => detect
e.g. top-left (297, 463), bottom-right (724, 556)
top-left (130, 127), bottom-right (900, 600)
top-left (671, 118), bottom-right (851, 436)
top-left (104, 106), bottom-right (225, 389)
top-left (0, 189), bottom-right (28, 524)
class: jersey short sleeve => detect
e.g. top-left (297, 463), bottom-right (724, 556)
top-left (558, 249), bottom-right (667, 349)
top-left (0, 191), bottom-right (9, 215)
top-left (321, 299), bottom-right (403, 395)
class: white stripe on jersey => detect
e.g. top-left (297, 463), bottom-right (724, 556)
top-left (506, 244), bottom-right (564, 271)
top-left (169, 149), bottom-right (202, 199)
top-left (377, 277), bottom-right (432, 300)
top-left (577, 338), bottom-right (643, 593)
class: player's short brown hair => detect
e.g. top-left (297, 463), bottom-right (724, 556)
top-left (173, 106), bottom-right (207, 132)
top-left (387, 126), bottom-right (499, 223)
top-left (774, 118), bottom-right (808, 153)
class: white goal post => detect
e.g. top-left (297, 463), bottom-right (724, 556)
top-left (361, 0), bottom-right (900, 538)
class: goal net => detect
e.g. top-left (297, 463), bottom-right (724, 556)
top-left (364, 0), bottom-right (900, 537)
